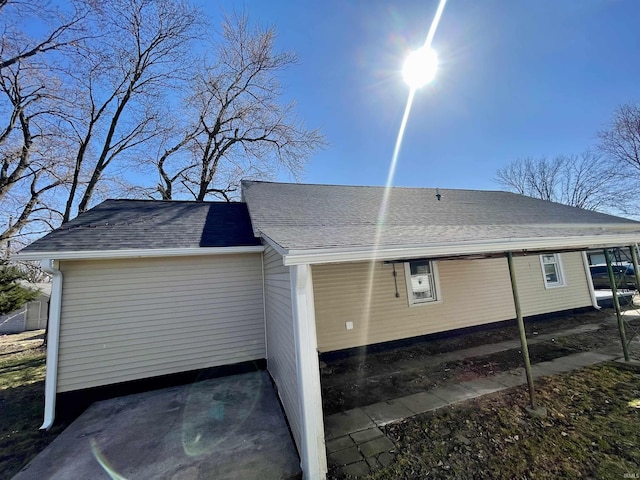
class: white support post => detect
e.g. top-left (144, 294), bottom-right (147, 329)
top-left (290, 264), bottom-right (327, 480)
top-left (581, 251), bottom-right (600, 309)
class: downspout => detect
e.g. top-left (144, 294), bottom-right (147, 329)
top-left (581, 251), bottom-right (600, 309)
top-left (40, 259), bottom-right (62, 430)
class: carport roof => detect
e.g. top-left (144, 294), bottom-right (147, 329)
top-left (18, 200), bottom-right (261, 257)
top-left (241, 181), bottom-right (640, 265)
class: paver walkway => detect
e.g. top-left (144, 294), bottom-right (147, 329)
top-left (324, 341), bottom-right (623, 477)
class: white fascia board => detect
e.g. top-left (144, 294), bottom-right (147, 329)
top-left (282, 234), bottom-right (640, 266)
top-left (259, 233), bottom-right (288, 257)
top-left (14, 245), bottom-right (264, 261)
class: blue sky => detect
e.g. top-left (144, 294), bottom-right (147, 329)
top-left (209, 0), bottom-right (640, 191)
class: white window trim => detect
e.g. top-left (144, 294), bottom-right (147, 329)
top-left (540, 253), bottom-right (566, 289)
top-left (404, 260), bottom-right (442, 306)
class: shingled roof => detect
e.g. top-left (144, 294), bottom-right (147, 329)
top-left (20, 199), bottom-right (260, 254)
top-left (242, 181), bottom-right (640, 255)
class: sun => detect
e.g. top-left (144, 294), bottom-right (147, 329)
top-left (402, 46), bottom-right (438, 89)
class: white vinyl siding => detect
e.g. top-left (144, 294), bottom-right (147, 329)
top-left (263, 245), bottom-right (302, 453)
top-left (313, 252), bottom-right (592, 352)
top-left (56, 254), bottom-right (265, 392)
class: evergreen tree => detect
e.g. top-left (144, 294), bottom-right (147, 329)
top-left (0, 262), bottom-right (39, 316)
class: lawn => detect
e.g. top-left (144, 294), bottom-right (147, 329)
top-left (0, 331), bottom-right (72, 479)
top-left (345, 363), bottom-right (640, 480)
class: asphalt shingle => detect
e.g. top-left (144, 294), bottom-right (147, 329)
top-left (242, 181), bottom-right (640, 251)
top-left (21, 200), bottom-right (260, 252)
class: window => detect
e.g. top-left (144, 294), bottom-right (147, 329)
top-left (404, 260), bottom-right (439, 305)
top-left (540, 254), bottom-right (565, 288)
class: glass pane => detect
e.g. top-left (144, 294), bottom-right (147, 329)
top-left (410, 261), bottom-right (434, 300)
top-left (410, 261), bottom-right (431, 276)
top-left (544, 264), bottom-right (558, 283)
top-left (541, 255), bottom-right (555, 265)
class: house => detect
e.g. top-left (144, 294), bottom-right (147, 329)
top-left (16, 180), bottom-right (640, 479)
top-left (0, 282), bottom-right (50, 334)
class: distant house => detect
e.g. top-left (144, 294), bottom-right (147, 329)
top-left (16, 181), bottom-right (640, 480)
top-left (0, 282), bottom-right (50, 334)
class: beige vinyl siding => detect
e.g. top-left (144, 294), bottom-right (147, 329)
top-left (515, 252), bottom-right (592, 317)
top-left (263, 245), bottom-right (302, 453)
top-left (313, 252), bottom-right (592, 352)
top-left (57, 254), bottom-right (265, 393)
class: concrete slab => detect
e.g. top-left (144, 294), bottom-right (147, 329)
top-left (559, 351), bottom-right (616, 368)
top-left (491, 370), bottom-right (527, 388)
top-left (460, 377), bottom-right (506, 396)
top-left (328, 446), bottom-right (363, 466)
top-left (362, 399), bottom-right (414, 426)
top-left (13, 371), bottom-right (301, 480)
top-left (531, 361), bottom-right (573, 378)
top-left (432, 384), bottom-right (478, 404)
top-left (397, 391), bottom-right (447, 415)
top-left (326, 436), bottom-right (356, 454)
top-left (350, 427), bottom-right (384, 444)
top-left (358, 436), bottom-right (395, 458)
top-left (324, 408), bottom-right (375, 438)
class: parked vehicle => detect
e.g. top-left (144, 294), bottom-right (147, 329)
top-left (589, 263), bottom-right (638, 290)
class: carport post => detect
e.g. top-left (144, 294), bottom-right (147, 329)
top-left (604, 249), bottom-right (630, 362)
top-left (630, 244), bottom-right (640, 302)
top-left (506, 251), bottom-right (537, 409)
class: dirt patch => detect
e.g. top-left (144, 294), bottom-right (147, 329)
top-left (348, 364), bottom-right (640, 480)
top-left (321, 309), bottom-right (639, 415)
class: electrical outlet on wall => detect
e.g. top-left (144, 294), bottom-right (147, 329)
top-left (345, 322), bottom-right (354, 330)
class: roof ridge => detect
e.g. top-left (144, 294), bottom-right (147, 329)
top-left (242, 179), bottom-right (507, 194)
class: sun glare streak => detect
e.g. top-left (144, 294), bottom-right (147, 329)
top-left (361, 0), bottom-right (448, 352)
top-left (424, 0), bottom-right (448, 48)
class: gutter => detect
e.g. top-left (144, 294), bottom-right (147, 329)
top-left (281, 233), bottom-right (640, 266)
top-left (40, 259), bottom-right (62, 430)
top-left (15, 245), bottom-right (264, 262)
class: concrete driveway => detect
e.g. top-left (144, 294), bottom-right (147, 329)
top-left (14, 371), bottom-right (301, 480)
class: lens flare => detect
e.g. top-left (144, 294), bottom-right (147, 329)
top-left (361, 0), bottom-right (448, 355)
top-left (403, 47), bottom-right (438, 89)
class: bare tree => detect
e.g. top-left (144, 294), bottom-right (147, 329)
top-left (495, 152), bottom-right (622, 211)
top-left (495, 156), bottom-right (562, 201)
top-left (0, 1), bottom-right (90, 70)
top-left (62, 0), bottom-right (200, 220)
top-left (0, 4), bottom-right (325, 248)
top-left (0, 56), bottom-right (73, 242)
top-left (598, 102), bottom-right (640, 174)
top-left (153, 13), bottom-right (326, 201)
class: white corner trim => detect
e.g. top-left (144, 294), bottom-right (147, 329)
top-left (581, 251), bottom-right (600, 309)
top-left (40, 259), bottom-right (62, 430)
top-left (281, 233), bottom-right (640, 266)
top-left (14, 245), bottom-right (264, 261)
top-left (290, 264), bottom-right (327, 479)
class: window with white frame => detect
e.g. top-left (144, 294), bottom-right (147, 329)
top-left (404, 260), bottom-right (439, 304)
top-left (540, 254), bottom-right (565, 288)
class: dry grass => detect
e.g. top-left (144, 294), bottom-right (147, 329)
top-left (0, 331), bottom-right (71, 479)
top-left (356, 364), bottom-right (640, 480)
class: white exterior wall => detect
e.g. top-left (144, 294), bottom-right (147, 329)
top-left (56, 254), bottom-right (265, 392)
top-left (313, 252), bottom-right (592, 352)
top-left (263, 245), bottom-right (302, 452)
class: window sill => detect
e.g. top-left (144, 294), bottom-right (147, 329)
top-left (543, 283), bottom-right (567, 290)
top-left (408, 299), bottom-right (443, 308)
